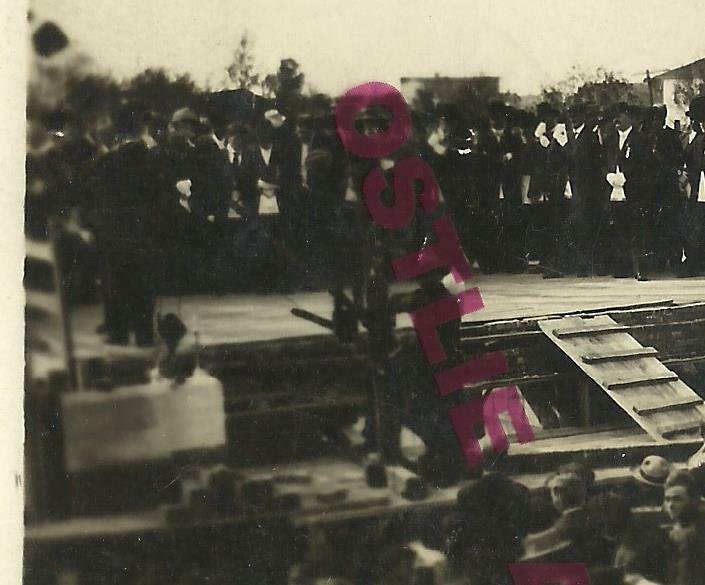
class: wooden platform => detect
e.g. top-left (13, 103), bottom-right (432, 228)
top-left (39, 274), bottom-right (705, 365)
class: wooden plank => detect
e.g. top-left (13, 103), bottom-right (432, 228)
top-left (659, 422), bottom-right (703, 438)
top-left (553, 324), bottom-right (630, 338)
top-left (460, 299), bottom-right (676, 329)
top-left (633, 398), bottom-right (704, 416)
top-left (582, 347), bottom-right (659, 363)
top-left (227, 395), bottom-right (367, 419)
top-left (539, 315), bottom-right (705, 442)
top-left (461, 318), bottom-right (705, 348)
top-left (607, 373), bottom-right (679, 390)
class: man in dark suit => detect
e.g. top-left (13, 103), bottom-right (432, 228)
top-left (605, 103), bottom-right (651, 280)
top-left (496, 107), bottom-right (527, 273)
top-left (238, 112), bottom-right (288, 216)
top-left (644, 105), bottom-right (684, 274)
top-left (294, 108), bottom-right (348, 283)
top-left (238, 110), bottom-right (298, 290)
top-left (567, 103), bottom-right (602, 276)
top-left (520, 103), bottom-right (559, 270)
top-left (543, 113), bottom-right (573, 278)
top-left (91, 105), bottom-right (160, 345)
top-left (682, 97), bottom-right (705, 277)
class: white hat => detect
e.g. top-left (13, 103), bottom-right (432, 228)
top-left (264, 109), bottom-right (286, 129)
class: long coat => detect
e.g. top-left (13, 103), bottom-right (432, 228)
top-left (684, 131), bottom-right (705, 202)
top-left (605, 127), bottom-right (651, 210)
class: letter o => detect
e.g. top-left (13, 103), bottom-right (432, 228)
top-left (334, 82), bottom-right (412, 159)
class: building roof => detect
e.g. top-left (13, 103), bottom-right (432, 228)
top-left (400, 75), bottom-right (499, 83)
top-left (654, 57), bottom-right (705, 80)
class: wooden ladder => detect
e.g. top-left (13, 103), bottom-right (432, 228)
top-left (539, 314), bottom-right (705, 441)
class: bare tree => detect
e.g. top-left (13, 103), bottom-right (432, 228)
top-left (227, 33), bottom-right (260, 90)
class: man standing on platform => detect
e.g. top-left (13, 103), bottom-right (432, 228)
top-left (682, 96), bottom-right (705, 277)
top-left (521, 103), bottom-right (558, 271)
top-left (91, 104), bottom-right (160, 346)
top-left (567, 103), bottom-right (602, 277)
top-left (605, 103), bottom-right (650, 281)
top-left (493, 105), bottom-right (526, 273)
top-left (644, 106), bottom-right (684, 274)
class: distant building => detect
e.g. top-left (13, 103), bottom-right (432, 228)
top-left (652, 57), bottom-right (705, 128)
top-left (400, 76), bottom-right (500, 108)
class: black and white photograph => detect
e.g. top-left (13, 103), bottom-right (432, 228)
top-left (18, 1), bottom-right (705, 584)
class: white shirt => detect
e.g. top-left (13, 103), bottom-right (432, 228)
top-left (688, 130), bottom-right (698, 145)
top-left (618, 126), bottom-right (633, 151)
top-left (301, 143), bottom-right (309, 189)
top-left (212, 133), bottom-right (226, 150)
top-left (259, 145), bottom-right (272, 166)
top-left (225, 144), bottom-right (237, 165)
top-left (573, 124), bottom-right (585, 139)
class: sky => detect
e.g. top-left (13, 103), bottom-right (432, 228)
top-left (30, 0), bottom-right (705, 97)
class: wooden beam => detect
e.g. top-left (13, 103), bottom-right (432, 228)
top-left (633, 398), bottom-right (704, 416)
top-left (606, 373), bottom-right (679, 390)
top-left (582, 347), bottom-right (659, 363)
top-left (659, 423), bottom-right (703, 438)
top-left (553, 324), bottom-right (630, 338)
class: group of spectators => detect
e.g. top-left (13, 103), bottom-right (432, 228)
top-left (445, 455), bottom-right (705, 585)
top-left (422, 97), bottom-right (705, 281)
top-left (286, 455), bottom-right (705, 585)
top-left (25, 91), bottom-right (705, 346)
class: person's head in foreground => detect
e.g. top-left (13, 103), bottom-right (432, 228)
top-left (664, 469), bottom-right (701, 525)
top-left (548, 471), bottom-right (587, 513)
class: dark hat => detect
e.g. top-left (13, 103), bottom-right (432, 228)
top-left (114, 104), bottom-right (142, 137)
top-left (614, 102), bottom-right (642, 120)
top-left (614, 101), bottom-right (630, 115)
top-left (644, 105), bottom-right (667, 125)
top-left (505, 106), bottom-right (521, 126)
top-left (32, 21), bottom-right (69, 57)
top-left (628, 104), bottom-right (644, 120)
top-left (519, 109), bottom-right (537, 129)
top-left (488, 100), bottom-right (509, 119)
top-left (687, 96), bottom-right (705, 122)
top-left (568, 102), bottom-right (588, 117)
top-left (41, 109), bottom-right (71, 133)
top-left (597, 104), bottom-right (617, 124)
top-left (536, 102), bottom-right (559, 120)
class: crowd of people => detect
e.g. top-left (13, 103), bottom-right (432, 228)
top-left (25, 90), bottom-right (705, 346)
top-left (282, 455), bottom-right (705, 585)
top-left (425, 97), bottom-right (705, 281)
